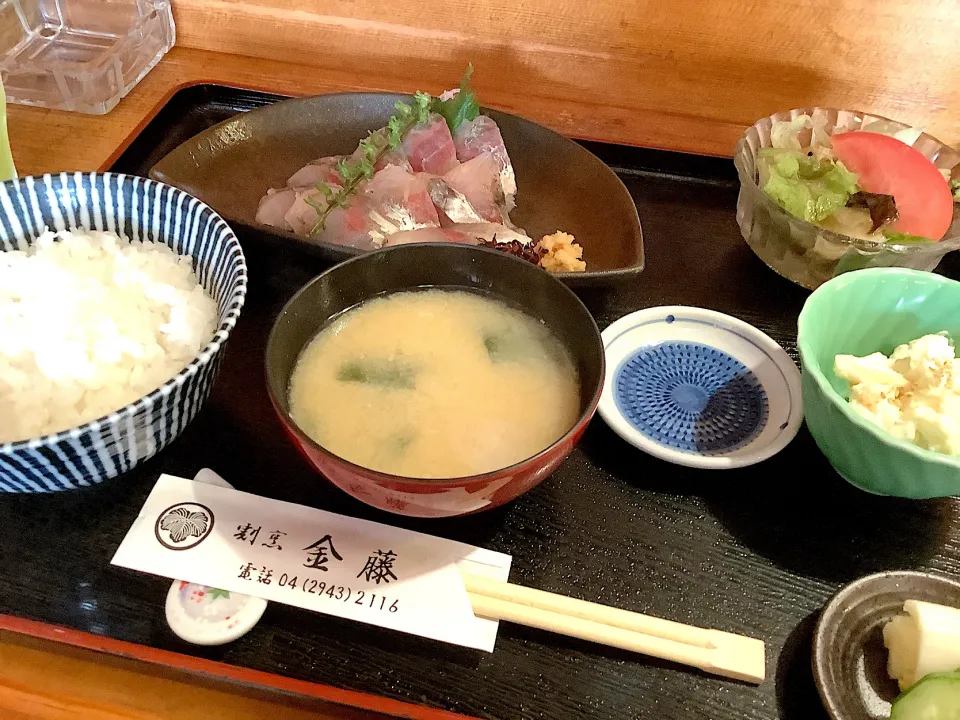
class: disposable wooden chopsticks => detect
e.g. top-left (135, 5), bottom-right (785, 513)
top-left (462, 573), bottom-right (765, 684)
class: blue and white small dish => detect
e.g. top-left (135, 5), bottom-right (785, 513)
top-left (598, 306), bottom-right (803, 469)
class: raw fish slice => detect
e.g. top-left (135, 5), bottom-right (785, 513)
top-left (442, 154), bottom-right (507, 224)
top-left (283, 190), bottom-right (323, 236)
top-left (316, 202), bottom-right (384, 251)
top-left (349, 131), bottom-right (414, 173)
top-left (424, 176), bottom-right (487, 225)
top-left (374, 149), bottom-right (413, 172)
top-left (382, 227), bottom-right (479, 246)
top-left (362, 165), bottom-right (441, 237)
top-left (256, 188), bottom-right (297, 230)
top-left (277, 166), bottom-right (442, 248)
top-left (402, 114), bottom-right (460, 175)
top-left (453, 116), bottom-right (517, 204)
top-left (286, 156), bottom-right (343, 188)
top-left (284, 186), bottom-right (385, 250)
top-left (382, 222), bottom-right (532, 247)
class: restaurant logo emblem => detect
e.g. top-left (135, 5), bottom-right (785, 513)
top-left (154, 502), bottom-right (215, 551)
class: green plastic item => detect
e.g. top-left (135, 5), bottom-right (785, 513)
top-left (889, 671), bottom-right (960, 719)
top-left (797, 267), bottom-right (960, 498)
top-left (0, 79), bottom-right (15, 181)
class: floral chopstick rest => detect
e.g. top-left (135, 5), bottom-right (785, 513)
top-left (164, 469), bottom-right (268, 645)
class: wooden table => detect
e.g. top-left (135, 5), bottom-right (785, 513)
top-left (6, 47), bottom-right (754, 180)
top-left (1, 628), bottom-right (387, 720)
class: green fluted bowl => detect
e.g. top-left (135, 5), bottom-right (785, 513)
top-left (798, 268), bottom-right (960, 498)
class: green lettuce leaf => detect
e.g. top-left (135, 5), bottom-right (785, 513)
top-left (432, 64), bottom-right (480, 132)
top-left (0, 79), bottom-right (15, 182)
top-left (759, 152), bottom-right (859, 223)
top-left (882, 231), bottom-right (936, 245)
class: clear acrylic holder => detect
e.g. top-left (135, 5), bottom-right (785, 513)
top-left (0, 0), bottom-right (175, 115)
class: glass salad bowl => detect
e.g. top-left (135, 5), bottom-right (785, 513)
top-left (734, 107), bottom-right (960, 290)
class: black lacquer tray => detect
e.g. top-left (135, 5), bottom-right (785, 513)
top-left (2, 84), bottom-right (959, 720)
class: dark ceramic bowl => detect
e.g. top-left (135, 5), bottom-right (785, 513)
top-left (265, 243), bottom-right (605, 517)
top-left (812, 570), bottom-right (960, 720)
top-left (151, 92), bottom-right (643, 287)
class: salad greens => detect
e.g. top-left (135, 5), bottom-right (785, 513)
top-left (0, 78), bottom-right (15, 182)
top-left (769, 114), bottom-right (831, 150)
top-left (882, 231), bottom-right (936, 245)
top-left (758, 147), bottom-right (858, 223)
top-left (758, 114), bottom-right (951, 243)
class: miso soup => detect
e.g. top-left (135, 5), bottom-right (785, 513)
top-left (288, 289), bottom-right (581, 478)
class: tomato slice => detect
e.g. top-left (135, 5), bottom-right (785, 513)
top-left (831, 131), bottom-right (953, 240)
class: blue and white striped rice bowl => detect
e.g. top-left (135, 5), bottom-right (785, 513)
top-left (0, 173), bottom-right (247, 492)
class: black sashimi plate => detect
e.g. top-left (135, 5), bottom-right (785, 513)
top-left (149, 91), bottom-right (643, 287)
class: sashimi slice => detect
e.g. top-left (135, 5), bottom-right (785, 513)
top-left (402, 114), bottom-right (460, 175)
top-left (274, 166), bottom-right (443, 247)
top-left (453, 115), bottom-right (517, 202)
top-left (283, 187), bottom-right (380, 247)
top-left (363, 165), bottom-right (441, 231)
top-left (424, 175), bottom-right (486, 226)
top-left (255, 188), bottom-right (296, 230)
top-left (286, 156), bottom-right (343, 188)
top-left (316, 203), bottom-right (383, 250)
top-left (442, 154), bottom-right (506, 224)
top-left (382, 222), bottom-right (532, 247)
top-left (382, 227), bottom-right (480, 246)
top-left (283, 190), bottom-right (322, 236)
top-left (349, 131), bottom-right (413, 173)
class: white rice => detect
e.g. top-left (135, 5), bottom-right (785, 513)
top-left (0, 229), bottom-right (218, 443)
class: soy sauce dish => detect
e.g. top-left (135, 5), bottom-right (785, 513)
top-left (813, 571), bottom-right (960, 720)
top-left (265, 243), bottom-right (605, 518)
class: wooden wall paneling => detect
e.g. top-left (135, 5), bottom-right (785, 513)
top-left (170, 0), bottom-right (960, 149)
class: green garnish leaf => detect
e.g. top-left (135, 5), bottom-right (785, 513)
top-left (363, 137), bottom-right (380, 164)
top-left (303, 193), bottom-right (327, 213)
top-left (337, 358), bottom-right (418, 388)
top-left (882, 231), bottom-right (936, 245)
top-left (413, 91), bottom-right (433, 124)
top-left (387, 114), bottom-right (407, 148)
top-left (432, 64), bottom-right (480, 132)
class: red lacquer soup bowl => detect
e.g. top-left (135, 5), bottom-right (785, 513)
top-left (265, 243), bottom-right (605, 518)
